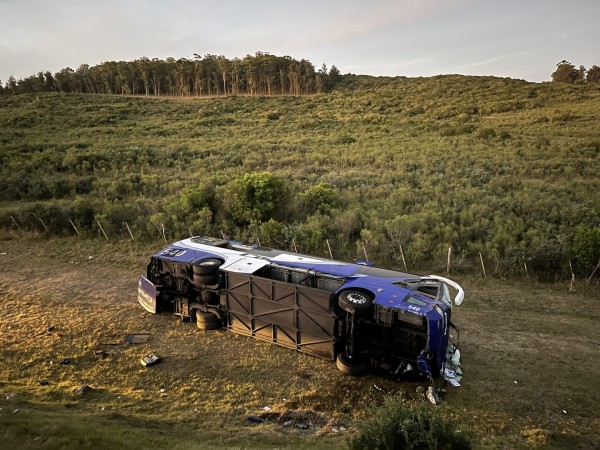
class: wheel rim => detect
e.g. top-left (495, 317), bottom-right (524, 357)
top-left (347, 292), bottom-right (367, 304)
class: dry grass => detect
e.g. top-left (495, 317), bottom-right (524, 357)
top-left (1, 235), bottom-right (599, 449)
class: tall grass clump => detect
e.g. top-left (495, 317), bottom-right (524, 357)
top-left (349, 394), bottom-right (473, 450)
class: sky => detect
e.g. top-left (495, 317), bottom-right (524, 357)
top-left (0, 0), bottom-right (598, 84)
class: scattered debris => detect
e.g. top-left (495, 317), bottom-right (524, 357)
top-left (160, 388), bottom-right (166, 395)
top-left (5, 393), bottom-right (17, 400)
top-left (258, 408), bottom-right (342, 434)
top-left (124, 334), bottom-right (150, 344)
top-left (416, 386), bottom-right (426, 394)
top-left (93, 349), bottom-right (107, 360)
top-left (140, 352), bottom-right (160, 367)
top-left (247, 416), bottom-right (263, 424)
top-left (262, 406), bottom-right (272, 411)
top-left (101, 406), bottom-right (106, 411)
top-left (426, 386), bottom-right (440, 405)
top-left (12, 409), bottom-right (19, 414)
top-left (39, 380), bottom-right (49, 386)
top-left (0, 252), bottom-right (7, 256)
top-left (46, 326), bottom-right (56, 332)
top-left (88, 256), bottom-right (94, 260)
top-left (60, 358), bottom-right (70, 365)
top-left (74, 385), bottom-right (92, 395)
top-left (514, 381), bottom-right (518, 385)
top-left (562, 410), bottom-right (567, 414)
top-left (446, 378), bottom-right (461, 387)
top-left (443, 346), bottom-right (463, 384)
top-left (373, 384), bottom-right (386, 393)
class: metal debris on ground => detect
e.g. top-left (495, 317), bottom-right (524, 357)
top-left (59, 358), bottom-right (70, 365)
top-left (247, 416), bottom-right (263, 424)
top-left (124, 334), bottom-right (150, 344)
top-left (39, 380), bottom-right (49, 386)
top-left (140, 352), bottom-right (160, 367)
top-left (74, 385), bottom-right (92, 395)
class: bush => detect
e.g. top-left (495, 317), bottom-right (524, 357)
top-left (572, 225), bottom-right (600, 276)
top-left (349, 394), bottom-right (472, 450)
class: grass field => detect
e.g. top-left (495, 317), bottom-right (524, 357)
top-left (1, 234), bottom-right (599, 449)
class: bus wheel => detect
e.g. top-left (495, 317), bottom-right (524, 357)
top-left (193, 273), bottom-right (219, 286)
top-left (196, 311), bottom-right (221, 331)
top-left (192, 259), bottom-right (223, 275)
top-left (336, 352), bottom-right (369, 376)
top-left (338, 290), bottom-right (374, 315)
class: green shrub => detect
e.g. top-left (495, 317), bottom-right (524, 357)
top-left (573, 225), bottom-right (600, 276)
top-left (349, 395), bottom-right (472, 450)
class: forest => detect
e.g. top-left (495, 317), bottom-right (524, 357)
top-left (1, 69), bottom-right (599, 279)
top-left (0, 53), bottom-right (340, 97)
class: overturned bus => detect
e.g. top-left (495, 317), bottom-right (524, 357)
top-left (138, 237), bottom-right (464, 383)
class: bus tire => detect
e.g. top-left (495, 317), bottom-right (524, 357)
top-left (193, 273), bottom-right (219, 286)
top-left (192, 259), bottom-right (223, 275)
top-left (196, 311), bottom-right (221, 331)
top-left (336, 353), bottom-right (369, 376)
top-left (338, 290), bottom-right (374, 315)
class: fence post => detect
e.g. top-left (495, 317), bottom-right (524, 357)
top-left (446, 246), bottom-right (452, 274)
top-left (568, 260), bottom-right (575, 291)
top-left (361, 241), bottom-right (369, 261)
top-left (523, 260), bottom-right (529, 279)
top-left (38, 218), bottom-right (49, 232)
top-left (125, 222), bottom-right (135, 241)
top-left (399, 244), bottom-right (408, 271)
top-left (586, 259), bottom-right (600, 285)
top-left (69, 219), bottom-right (80, 236)
top-left (326, 239), bottom-right (333, 259)
top-left (479, 252), bottom-right (487, 278)
top-left (10, 216), bottom-right (20, 229)
top-left (292, 238), bottom-right (298, 253)
top-left (96, 221), bottom-right (108, 240)
top-left (161, 223), bottom-right (167, 242)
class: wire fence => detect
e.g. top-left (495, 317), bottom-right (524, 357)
top-left (3, 215), bottom-right (599, 285)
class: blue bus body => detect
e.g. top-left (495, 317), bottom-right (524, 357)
top-left (138, 237), bottom-right (464, 381)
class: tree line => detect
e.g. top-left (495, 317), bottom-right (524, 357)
top-left (552, 60), bottom-right (600, 83)
top-left (0, 53), bottom-right (342, 97)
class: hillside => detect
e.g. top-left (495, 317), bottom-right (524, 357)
top-left (1, 75), bottom-right (599, 277)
